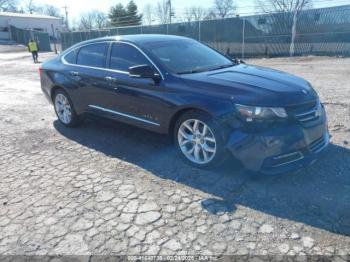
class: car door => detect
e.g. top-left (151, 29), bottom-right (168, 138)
top-left (100, 42), bottom-right (168, 131)
top-left (72, 42), bottom-right (111, 113)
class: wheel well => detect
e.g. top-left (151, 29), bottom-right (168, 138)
top-left (168, 108), bottom-right (211, 137)
top-left (50, 86), bottom-right (63, 102)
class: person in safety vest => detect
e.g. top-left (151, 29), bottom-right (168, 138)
top-left (28, 39), bottom-right (39, 63)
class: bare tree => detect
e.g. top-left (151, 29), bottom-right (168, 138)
top-left (205, 10), bottom-right (217, 20)
top-left (79, 12), bottom-right (94, 30)
top-left (189, 6), bottom-right (208, 21)
top-left (143, 3), bottom-right (154, 25)
top-left (0, 0), bottom-right (18, 11)
top-left (94, 10), bottom-right (108, 29)
top-left (179, 6), bottom-right (207, 23)
top-left (213, 0), bottom-right (237, 18)
top-left (179, 8), bottom-right (193, 23)
top-left (41, 4), bottom-right (61, 17)
top-left (78, 11), bottom-right (108, 30)
top-left (155, 0), bottom-right (170, 24)
top-left (257, 0), bottom-right (311, 13)
top-left (25, 0), bottom-right (42, 14)
top-left (256, 0), bottom-right (312, 56)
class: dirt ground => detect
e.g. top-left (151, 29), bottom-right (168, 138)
top-left (0, 51), bottom-right (349, 257)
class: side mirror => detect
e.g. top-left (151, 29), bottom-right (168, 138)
top-left (233, 58), bottom-right (245, 64)
top-left (129, 64), bottom-right (160, 81)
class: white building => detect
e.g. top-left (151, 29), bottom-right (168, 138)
top-left (0, 12), bottom-right (62, 40)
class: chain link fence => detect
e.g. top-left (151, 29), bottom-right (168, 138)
top-left (9, 26), bottom-right (52, 52)
top-left (61, 4), bottom-right (350, 58)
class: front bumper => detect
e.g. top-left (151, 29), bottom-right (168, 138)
top-left (226, 108), bottom-right (329, 175)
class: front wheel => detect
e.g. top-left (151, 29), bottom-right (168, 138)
top-left (53, 89), bottom-right (80, 127)
top-left (174, 110), bottom-right (227, 169)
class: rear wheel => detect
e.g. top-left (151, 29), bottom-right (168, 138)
top-left (53, 89), bottom-right (80, 127)
top-left (174, 110), bottom-right (227, 168)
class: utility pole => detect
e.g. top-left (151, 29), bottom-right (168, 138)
top-left (62, 6), bottom-right (69, 30)
top-left (168, 0), bottom-right (172, 24)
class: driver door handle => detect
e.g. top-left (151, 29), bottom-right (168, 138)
top-left (105, 76), bottom-right (117, 82)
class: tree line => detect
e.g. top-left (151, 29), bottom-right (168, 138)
top-left (0, 0), bottom-right (312, 44)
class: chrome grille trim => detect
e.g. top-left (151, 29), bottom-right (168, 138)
top-left (293, 102), bottom-right (321, 123)
top-left (295, 108), bottom-right (318, 117)
top-left (271, 151), bottom-right (304, 168)
top-left (309, 135), bottom-right (328, 153)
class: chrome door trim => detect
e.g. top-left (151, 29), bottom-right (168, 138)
top-left (61, 40), bottom-right (164, 80)
top-left (88, 105), bottom-right (160, 126)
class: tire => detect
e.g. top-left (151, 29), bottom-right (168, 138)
top-left (53, 89), bottom-right (80, 127)
top-left (174, 110), bottom-right (227, 169)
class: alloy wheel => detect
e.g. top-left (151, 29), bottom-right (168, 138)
top-left (55, 93), bottom-right (72, 124)
top-left (177, 119), bottom-right (217, 164)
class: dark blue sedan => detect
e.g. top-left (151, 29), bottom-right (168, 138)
top-left (40, 34), bottom-right (329, 174)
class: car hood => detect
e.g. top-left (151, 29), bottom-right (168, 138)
top-left (180, 64), bottom-right (318, 107)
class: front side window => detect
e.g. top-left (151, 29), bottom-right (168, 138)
top-left (77, 43), bottom-right (108, 68)
top-left (110, 43), bottom-right (151, 72)
top-left (147, 39), bottom-right (234, 74)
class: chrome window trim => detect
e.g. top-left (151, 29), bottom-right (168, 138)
top-left (61, 40), bottom-right (164, 80)
top-left (88, 105), bottom-right (160, 127)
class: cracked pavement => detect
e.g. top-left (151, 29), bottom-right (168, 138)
top-left (0, 52), bottom-right (350, 257)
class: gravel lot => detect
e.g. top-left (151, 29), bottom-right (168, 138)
top-left (0, 51), bottom-right (349, 257)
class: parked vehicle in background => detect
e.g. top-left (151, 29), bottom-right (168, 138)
top-left (40, 35), bottom-right (329, 175)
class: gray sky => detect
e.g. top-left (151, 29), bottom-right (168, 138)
top-left (22, 0), bottom-right (350, 24)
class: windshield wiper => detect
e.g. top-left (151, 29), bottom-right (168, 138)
top-left (178, 69), bottom-right (208, 75)
top-left (206, 63), bottom-right (236, 72)
top-left (178, 63), bottom-right (235, 75)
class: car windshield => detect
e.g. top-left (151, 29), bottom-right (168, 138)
top-left (146, 39), bottom-right (235, 74)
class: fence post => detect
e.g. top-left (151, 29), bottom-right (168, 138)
top-left (198, 20), bottom-right (201, 41)
top-left (51, 24), bottom-right (58, 54)
top-left (241, 17), bottom-right (246, 60)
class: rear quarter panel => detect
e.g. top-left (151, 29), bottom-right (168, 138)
top-left (40, 58), bottom-right (86, 114)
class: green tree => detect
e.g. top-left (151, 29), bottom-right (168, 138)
top-left (126, 0), bottom-right (142, 26)
top-left (109, 3), bottom-right (127, 27)
top-left (108, 1), bottom-right (142, 27)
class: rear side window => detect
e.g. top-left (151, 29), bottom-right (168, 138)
top-left (77, 43), bottom-right (108, 68)
top-left (63, 50), bottom-right (76, 64)
top-left (110, 43), bottom-right (151, 72)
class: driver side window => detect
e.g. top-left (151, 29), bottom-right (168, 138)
top-left (109, 43), bottom-right (151, 72)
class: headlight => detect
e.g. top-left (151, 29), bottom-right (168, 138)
top-left (235, 104), bottom-right (288, 122)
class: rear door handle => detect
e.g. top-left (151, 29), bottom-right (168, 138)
top-left (70, 71), bottom-right (79, 77)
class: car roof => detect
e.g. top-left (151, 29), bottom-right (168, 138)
top-left (81, 34), bottom-right (192, 45)
top-left (60, 34), bottom-right (194, 57)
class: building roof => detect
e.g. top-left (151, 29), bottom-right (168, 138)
top-left (0, 12), bottom-right (61, 20)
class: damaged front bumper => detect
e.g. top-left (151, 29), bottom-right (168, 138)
top-left (226, 109), bottom-right (329, 175)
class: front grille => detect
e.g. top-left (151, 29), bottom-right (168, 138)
top-left (309, 136), bottom-right (328, 153)
top-left (287, 101), bottom-right (321, 123)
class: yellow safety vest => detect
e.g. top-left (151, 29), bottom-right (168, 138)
top-left (28, 42), bottom-right (38, 52)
